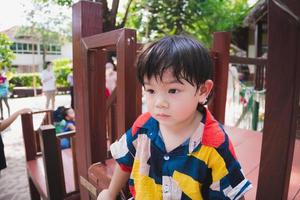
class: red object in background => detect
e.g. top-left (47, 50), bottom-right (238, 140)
top-left (105, 88), bottom-right (110, 97)
top-left (0, 76), bottom-right (6, 84)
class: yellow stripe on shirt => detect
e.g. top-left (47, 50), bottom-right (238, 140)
top-left (173, 170), bottom-right (203, 199)
top-left (132, 159), bottom-right (162, 199)
top-left (191, 145), bottom-right (228, 182)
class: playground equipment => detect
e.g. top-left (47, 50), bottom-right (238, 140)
top-left (71, 1), bottom-right (300, 200)
top-left (21, 110), bottom-right (79, 200)
top-left (19, 1), bottom-right (300, 199)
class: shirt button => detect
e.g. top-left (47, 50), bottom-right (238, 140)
top-left (163, 185), bottom-right (169, 193)
top-left (163, 155), bottom-right (170, 160)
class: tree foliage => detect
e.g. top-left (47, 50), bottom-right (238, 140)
top-left (126, 0), bottom-right (250, 46)
top-left (0, 33), bottom-right (16, 70)
top-left (42, 0), bottom-right (134, 32)
top-left (41, 0), bottom-right (251, 47)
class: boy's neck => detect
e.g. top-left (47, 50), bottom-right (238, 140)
top-left (159, 111), bottom-right (203, 152)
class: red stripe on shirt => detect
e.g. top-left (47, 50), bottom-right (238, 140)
top-left (132, 112), bottom-right (151, 136)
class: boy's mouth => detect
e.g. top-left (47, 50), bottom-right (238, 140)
top-left (156, 113), bottom-right (170, 118)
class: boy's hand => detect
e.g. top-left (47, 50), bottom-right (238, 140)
top-left (97, 189), bottom-right (115, 200)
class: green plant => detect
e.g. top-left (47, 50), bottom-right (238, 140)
top-left (53, 58), bottom-right (72, 87)
top-left (0, 33), bottom-right (16, 70)
top-left (9, 73), bottom-right (42, 87)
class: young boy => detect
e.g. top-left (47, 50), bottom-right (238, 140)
top-left (98, 35), bottom-right (252, 200)
top-left (60, 107), bottom-right (75, 149)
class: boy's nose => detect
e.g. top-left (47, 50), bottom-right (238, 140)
top-left (155, 97), bottom-right (169, 109)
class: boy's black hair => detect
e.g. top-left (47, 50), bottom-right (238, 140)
top-left (53, 106), bottom-right (72, 122)
top-left (53, 106), bottom-right (65, 122)
top-left (137, 35), bottom-right (214, 96)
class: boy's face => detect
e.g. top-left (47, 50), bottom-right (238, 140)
top-left (143, 69), bottom-right (209, 128)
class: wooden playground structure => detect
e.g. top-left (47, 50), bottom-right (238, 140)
top-left (20, 1), bottom-right (300, 199)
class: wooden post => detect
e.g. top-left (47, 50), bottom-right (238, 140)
top-left (39, 125), bottom-right (66, 199)
top-left (116, 29), bottom-right (141, 137)
top-left (72, 1), bottom-right (103, 199)
top-left (21, 113), bottom-right (36, 161)
top-left (210, 32), bottom-right (231, 124)
top-left (257, 1), bottom-right (300, 199)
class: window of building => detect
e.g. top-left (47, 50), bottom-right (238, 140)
top-left (10, 42), bottom-right (62, 55)
top-left (11, 42), bottom-right (38, 54)
top-left (40, 44), bottom-right (61, 55)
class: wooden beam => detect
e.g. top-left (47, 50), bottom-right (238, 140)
top-left (229, 56), bottom-right (267, 65)
top-left (82, 29), bottom-right (125, 49)
top-left (257, 1), bottom-right (300, 199)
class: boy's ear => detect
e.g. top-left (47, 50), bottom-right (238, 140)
top-left (198, 80), bottom-right (213, 103)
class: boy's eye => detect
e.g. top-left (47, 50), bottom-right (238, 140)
top-left (146, 89), bottom-right (155, 94)
top-left (168, 89), bottom-right (178, 94)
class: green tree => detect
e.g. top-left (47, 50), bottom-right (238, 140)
top-left (0, 33), bottom-right (16, 70)
top-left (41, 0), bottom-right (251, 47)
top-left (53, 58), bottom-right (72, 87)
top-left (126, 0), bottom-right (250, 46)
top-left (40, 0), bottom-right (133, 32)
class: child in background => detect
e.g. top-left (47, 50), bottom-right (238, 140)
top-left (60, 107), bottom-right (75, 149)
top-left (98, 35), bottom-right (251, 200)
top-left (0, 72), bottom-right (10, 120)
top-left (53, 106), bottom-right (75, 149)
top-left (62, 107), bottom-right (75, 132)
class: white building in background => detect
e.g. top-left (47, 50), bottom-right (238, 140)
top-left (0, 26), bottom-right (72, 73)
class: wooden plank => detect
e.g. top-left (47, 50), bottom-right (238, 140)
top-left (26, 149), bottom-right (78, 199)
top-left (229, 56), bottom-right (267, 65)
top-left (72, 1), bottom-right (103, 199)
top-left (257, 1), bottom-right (300, 199)
top-left (39, 125), bottom-right (66, 199)
top-left (27, 158), bottom-right (47, 199)
top-left (61, 148), bottom-right (77, 194)
top-left (21, 113), bottom-right (36, 161)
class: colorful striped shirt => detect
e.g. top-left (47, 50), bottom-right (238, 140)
top-left (110, 108), bottom-right (252, 200)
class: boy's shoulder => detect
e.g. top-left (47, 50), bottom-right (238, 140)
top-left (201, 108), bottom-right (227, 148)
top-left (201, 108), bottom-right (237, 159)
top-left (131, 112), bottom-right (152, 136)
